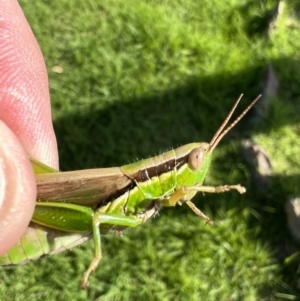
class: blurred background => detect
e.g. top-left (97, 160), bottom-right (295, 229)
top-left (1, 0), bottom-right (300, 300)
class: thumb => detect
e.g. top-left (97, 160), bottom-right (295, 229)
top-left (0, 0), bottom-right (58, 254)
top-left (0, 121), bottom-right (36, 254)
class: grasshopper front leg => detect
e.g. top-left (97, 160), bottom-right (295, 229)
top-left (162, 184), bottom-right (246, 225)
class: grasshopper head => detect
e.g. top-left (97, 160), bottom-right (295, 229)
top-left (188, 143), bottom-right (210, 171)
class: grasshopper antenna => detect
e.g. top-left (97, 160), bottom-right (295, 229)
top-left (209, 94), bottom-right (262, 154)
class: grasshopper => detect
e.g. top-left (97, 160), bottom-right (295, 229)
top-left (0, 94), bottom-right (261, 288)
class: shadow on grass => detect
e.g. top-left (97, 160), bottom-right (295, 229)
top-left (234, 0), bottom-right (279, 39)
top-left (53, 56), bottom-right (300, 296)
top-left (54, 57), bottom-right (299, 170)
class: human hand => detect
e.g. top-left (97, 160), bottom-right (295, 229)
top-left (0, 0), bottom-right (58, 254)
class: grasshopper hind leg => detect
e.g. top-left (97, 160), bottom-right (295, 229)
top-left (80, 211), bottom-right (144, 288)
top-left (80, 216), bottom-right (102, 289)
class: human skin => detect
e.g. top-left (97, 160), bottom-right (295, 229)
top-left (0, 0), bottom-right (58, 254)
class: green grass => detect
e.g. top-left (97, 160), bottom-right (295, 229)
top-left (1, 0), bottom-right (300, 300)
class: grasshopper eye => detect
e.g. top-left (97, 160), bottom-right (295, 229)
top-left (188, 145), bottom-right (208, 171)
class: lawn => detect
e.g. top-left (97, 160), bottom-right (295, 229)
top-left (1, 0), bottom-right (300, 300)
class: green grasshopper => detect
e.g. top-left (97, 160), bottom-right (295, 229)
top-left (0, 94), bottom-right (260, 288)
